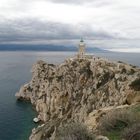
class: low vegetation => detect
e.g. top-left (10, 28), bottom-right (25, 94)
top-left (98, 105), bottom-right (140, 140)
top-left (122, 123), bottom-right (140, 140)
top-left (129, 78), bottom-right (140, 90)
top-left (55, 123), bottom-right (95, 140)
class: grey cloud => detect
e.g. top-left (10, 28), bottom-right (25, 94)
top-left (46, 0), bottom-right (108, 4)
top-left (0, 18), bottom-right (121, 44)
top-left (26, 0), bottom-right (89, 4)
top-left (49, 0), bottom-right (112, 7)
top-left (27, 0), bottom-right (111, 6)
top-left (47, 0), bottom-right (89, 4)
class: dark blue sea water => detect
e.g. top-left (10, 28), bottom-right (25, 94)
top-left (0, 51), bottom-right (76, 140)
top-left (0, 51), bottom-right (139, 140)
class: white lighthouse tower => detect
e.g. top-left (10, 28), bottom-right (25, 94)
top-left (77, 38), bottom-right (86, 59)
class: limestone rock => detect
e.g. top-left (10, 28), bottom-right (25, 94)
top-left (95, 135), bottom-right (109, 140)
top-left (15, 57), bottom-right (140, 140)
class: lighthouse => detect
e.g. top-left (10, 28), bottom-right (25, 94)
top-left (77, 38), bottom-right (86, 59)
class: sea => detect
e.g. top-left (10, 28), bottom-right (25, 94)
top-left (0, 51), bottom-right (140, 140)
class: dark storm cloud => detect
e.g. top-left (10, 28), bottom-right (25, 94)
top-left (0, 18), bottom-right (117, 44)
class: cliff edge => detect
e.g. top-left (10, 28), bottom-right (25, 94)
top-left (15, 56), bottom-right (140, 140)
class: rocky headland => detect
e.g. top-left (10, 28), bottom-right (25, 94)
top-left (15, 56), bottom-right (140, 140)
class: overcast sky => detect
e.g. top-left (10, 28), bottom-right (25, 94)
top-left (0, 0), bottom-right (140, 52)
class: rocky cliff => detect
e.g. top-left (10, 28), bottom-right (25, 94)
top-left (15, 56), bottom-right (140, 140)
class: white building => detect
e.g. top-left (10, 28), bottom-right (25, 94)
top-left (77, 38), bottom-right (86, 58)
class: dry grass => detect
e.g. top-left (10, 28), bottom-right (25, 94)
top-left (99, 110), bottom-right (140, 134)
top-left (122, 123), bottom-right (140, 140)
top-left (55, 123), bottom-right (95, 140)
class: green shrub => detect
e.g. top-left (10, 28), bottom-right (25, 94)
top-left (99, 110), bottom-right (140, 134)
top-left (55, 123), bottom-right (95, 140)
top-left (122, 123), bottom-right (140, 140)
top-left (129, 78), bottom-right (140, 90)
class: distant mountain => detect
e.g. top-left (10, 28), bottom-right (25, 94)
top-left (0, 44), bottom-right (107, 52)
top-left (86, 47), bottom-right (108, 53)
